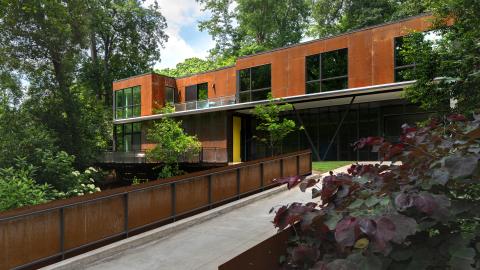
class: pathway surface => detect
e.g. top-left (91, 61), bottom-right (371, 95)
top-left (83, 165), bottom-right (357, 270)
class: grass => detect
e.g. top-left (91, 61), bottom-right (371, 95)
top-left (311, 161), bottom-right (355, 173)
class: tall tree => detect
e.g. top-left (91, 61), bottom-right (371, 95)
top-left (402, 0), bottom-right (480, 114)
top-left (308, 0), bottom-right (430, 38)
top-left (197, 0), bottom-right (310, 58)
top-left (82, 0), bottom-right (168, 106)
top-left (0, 0), bottom-right (89, 165)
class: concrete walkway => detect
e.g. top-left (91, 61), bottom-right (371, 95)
top-left (51, 164), bottom-right (361, 270)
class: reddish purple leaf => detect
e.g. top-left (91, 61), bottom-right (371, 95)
top-left (335, 216), bottom-right (358, 246)
top-left (447, 114), bottom-right (467, 122)
top-left (358, 218), bottom-right (377, 236)
top-left (273, 175), bottom-right (304, 189)
top-left (300, 178), bottom-right (319, 192)
top-left (291, 244), bottom-right (319, 264)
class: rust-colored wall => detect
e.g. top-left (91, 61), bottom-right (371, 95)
top-left (0, 150), bottom-right (311, 270)
top-left (113, 73), bottom-right (175, 116)
top-left (113, 15), bottom-right (431, 117)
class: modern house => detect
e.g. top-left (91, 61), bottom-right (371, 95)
top-left (108, 14), bottom-right (435, 165)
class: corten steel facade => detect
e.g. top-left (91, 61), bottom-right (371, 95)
top-left (111, 14), bottom-right (435, 163)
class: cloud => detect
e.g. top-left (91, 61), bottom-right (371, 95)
top-left (143, 0), bottom-right (215, 69)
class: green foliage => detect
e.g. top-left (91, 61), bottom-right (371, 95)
top-left (147, 106), bottom-right (201, 178)
top-left (252, 97), bottom-right (298, 155)
top-left (402, 0), bottom-right (480, 115)
top-left (308, 0), bottom-right (430, 38)
top-left (273, 115), bottom-right (480, 269)
top-left (197, 0), bottom-right (310, 59)
top-left (0, 163), bottom-right (50, 211)
top-left (156, 57), bottom-right (235, 78)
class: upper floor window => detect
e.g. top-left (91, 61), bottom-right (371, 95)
top-left (394, 31), bottom-right (442, 82)
top-left (185, 83), bottom-right (208, 109)
top-left (394, 37), bottom-right (415, 82)
top-left (306, 48), bottom-right (348, 94)
top-left (115, 86), bottom-right (141, 119)
top-left (238, 64), bottom-right (271, 103)
top-left (165, 86), bottom-right (177, 105)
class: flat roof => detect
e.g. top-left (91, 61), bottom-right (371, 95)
top-left (113, 80), bottom-right (416, 125)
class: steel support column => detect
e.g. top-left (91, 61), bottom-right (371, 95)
top-left (322, 96), bottom-right (356, 161)
top-left (292, 105), bottom-right (322, 161)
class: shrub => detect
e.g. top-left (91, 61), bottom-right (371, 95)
top-left (272, 114), bottom-right (480, 269)
top-left (0, 162), bottom-right (50, 211)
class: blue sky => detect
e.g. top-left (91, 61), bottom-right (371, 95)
top-left (144, 0), bottom-right (215, 69)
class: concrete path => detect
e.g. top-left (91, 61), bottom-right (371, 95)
top-left (59, 164), bottom-right (363, 270)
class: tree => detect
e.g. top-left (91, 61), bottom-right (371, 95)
top-left (273, 115), bottom-right (480, 268)
top-left (308, 0), bottom-right (430, 38)
top-left (81, 0), bottom-right (168, 105)
top-left (157, 57), bottom-right (235, 78)
top-left (146, 106), bottom-right (201, 178)
top-left (197, 0), bottom-right (310, 58)
top-left (252, 97), bottom-right (298, 156)
top-left (402, 0), bottom-right (480, 115)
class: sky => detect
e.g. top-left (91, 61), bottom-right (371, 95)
top-left (144, 0), bottom-right (216, 69)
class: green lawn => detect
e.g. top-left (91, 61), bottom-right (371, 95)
top-left (312, 161), bottom-right (355, 173)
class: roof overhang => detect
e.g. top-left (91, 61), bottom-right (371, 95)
top-left (114, 80), bottom-right (415, 124)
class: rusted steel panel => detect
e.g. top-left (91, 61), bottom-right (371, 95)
top-left (211, 170), bottom-right (238, 203)
top-left (63, 196), bottom-right (125, 250)
top-left (218, 226), bottom-right (293, 270)
top-left (127, 185), bottom-right (172, 230)
top-left (262, 160), bottom-right (282, 187)
top-left (239, 165), bottom-right (262, 194)
top-left (282, 156), bottom-right (298, 177)
top-left (299, 154), bottom-right (312, 175)
top-left (348, 31), bottom-right (373, 88)
top-left (0, 211), bottom-right (60, 270)
top-left (175, 177), bottom-right (209, 215)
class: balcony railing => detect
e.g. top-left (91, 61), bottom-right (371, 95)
top-left (174, 95), bottom-right (237, 112)
top-left (99, 147), bottom-right (228, 164)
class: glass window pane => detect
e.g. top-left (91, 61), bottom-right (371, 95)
top-left (116, 108), bottom-right (124, 119)
top-left (239, 69), bottom-right (250, 91)
top-left (132, 123), bottom-right (141, 132)
top-left (133, 86), bottom-right (141, 105)
top-left (133, 106), bottom-right (141, 117)
top-left (306, 82), bottom-right (320, 94)
top-left (115, 90), bottom-right (124, 108)
top-left (321, 48), bottom-right (348, 79)
top-left (124, 134), bottom-right (132, 152)
top-left (124, 123), bottom-right (133, 134)
top-left (185, 85), bottom-right (197, 102)
top-left (124, 88), bottom-right (132, 106)
top-left (251, 89), bottom-right (270, 101)
top-left (251, 64), bottom-right (271, 90)
top-left (239, 91), bottom-right (251, 103)
top-left (306, 55), bottom-right (320, 81)
top-left (115, 125), bottom-right (123, 151)
top-left (198, 83), bottom-right (208, 100)
top-left (165, 87), bottom-right (175, 104)
top-left (132, 134), bottom-right (141, 151)
top-left (321, 78), bottom-right (348, 92)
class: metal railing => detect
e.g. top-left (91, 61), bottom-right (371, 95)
top-left (174, 95), bottom-right (237, 112)
top-left (99, 147), bottom-right (229, 164)
top-left (0, 150), bottom-right (312, 270)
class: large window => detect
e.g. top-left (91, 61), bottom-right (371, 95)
top-left (165, 86), bottom-right (177, 105)
top-left (185, 83), bottom-right (208, 109)
top-left (115, 123), bottom-right (141, 152)
top-left (394, 37), bottom-right (415, 82)
top-left (306, 48), bottom-right (348, 94)
top-left (238, 64), bottom-right (271, 103)
top-left (115, 86), bottom-right (141, 119)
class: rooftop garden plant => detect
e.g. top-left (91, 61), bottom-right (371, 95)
top-left (272, 114), bottom-right (480, 269)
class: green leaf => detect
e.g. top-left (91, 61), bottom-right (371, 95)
top-left (365, 196), bottom-right (381, 207)
top-left (347, 199), bottom-right (364, 209)
top-left (449, 247), bottom-right (475, 270)
top-left (324, 211), bottom-right (342, 230)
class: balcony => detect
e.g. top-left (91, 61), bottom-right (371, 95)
top-left (174, 95), bottom-right (237, 112)
top-left (99, 147), bottom-right (228, 164)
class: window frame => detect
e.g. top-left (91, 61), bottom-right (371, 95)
top-left (305, 48), bottom-right (348, 94)
top-left (115, 123), bottom-right (142, 152)
top-left (164, 86), bottom-right (177, 105)
top-left (393, 36), bottom-right (416, 82)
top-left (238, 64), bottom-right (272, 103)
top-left (115, 86), bottom-right (141, 119)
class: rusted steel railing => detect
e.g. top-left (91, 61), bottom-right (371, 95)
top-left (0, 150), bottom-right (311, 270)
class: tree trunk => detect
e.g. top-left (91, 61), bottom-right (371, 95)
top-left (90, 31), bottom-right (102, 100)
